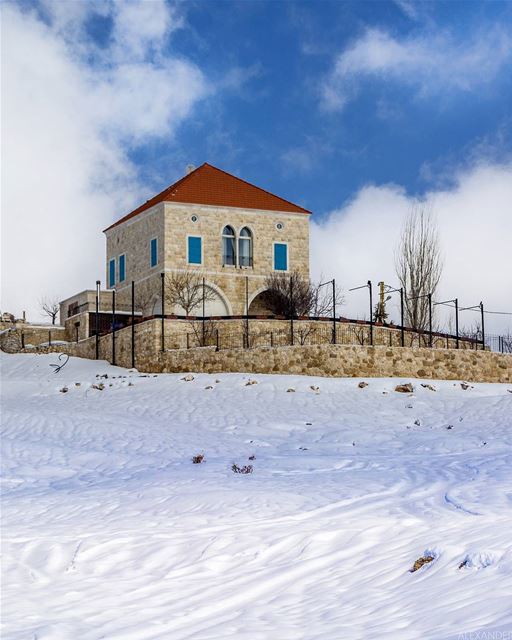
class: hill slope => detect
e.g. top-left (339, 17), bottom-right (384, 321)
top-left (1, 353), bottom-right (512, 639)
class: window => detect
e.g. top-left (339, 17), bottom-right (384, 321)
top-left (109, 258), bottom-right (116, 288)
top-left (238, 227), bottom-right (253, 267)
top-left (118, 254), bottom-right (126, 282)
top-left (222, 225), bottom-right (236, 266)
top-left (188, 236), bottom-right (202, 265)
top-left (274, 243), bottom-right (288, 271)
top-left (150, 238), bottom-right (158, 267)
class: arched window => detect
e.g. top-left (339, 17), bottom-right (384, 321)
top-left (238, 227), bottom-right (253, 267)
top-left (222, 225), bottom-right (236, 266)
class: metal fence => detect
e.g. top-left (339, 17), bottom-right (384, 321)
top-left (163, 320), bottom-right (493, 353)
top-left (83, 277), bottom-right (512, 365)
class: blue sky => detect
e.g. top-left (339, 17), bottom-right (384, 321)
top-left (3, 0), bottom-right (512, 329)
top-left (84, 0), bottom-right (512, 215)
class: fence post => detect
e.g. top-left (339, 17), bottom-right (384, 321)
top-left (161, 273), bottom-right (165, 353)
top-left (131, 280), bottom-right (135, 368)
top-left (332, 278), bottom-right (336, 344)
top-left (21, 332), bottom-right (25, 349)
top-left (400, 288), bottom-right (405, 347)
top-left (480, 301), bottom-right (485, 351)
top-left (245, 276), bottom-right (249, 349)
top-left (187, 333), bottom-right (190, 349)
top-left (48, 330), bottom-right (52, 347)
top-left (270, 331), bottom-right (274, 348)
top-left (216, 329), bottom-right (219, 352)
top-left (112, 289), bottom-right (116, 365)
top-left (368, 281), bottom-right (373, 346)
top-left (428, 293), bottom-right (432, 347)
top-left (455, 298), bottom-right (459, 349)
top-left (95, 280), bottom-right (100, 360)
top-left (290, 276), bottom-right (294, 346)
top-left (202, 277), bottom-right (206, 346)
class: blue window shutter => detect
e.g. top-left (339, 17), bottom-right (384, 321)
top-left (274, 243), bottom-right (287, 271)
top-left (119, 255), bottom-right (126, 282)
top-left (109, 259), bottom-right (116, 288)
top-left (188, 236), bottom-right (202, 264)
top-left (150, 238), bottom-right (157, 267)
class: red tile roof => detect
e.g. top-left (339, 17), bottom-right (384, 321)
top-left (103, 163), bottom-right (311, 232)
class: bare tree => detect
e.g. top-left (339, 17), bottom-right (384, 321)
top-left (265, 271), bottom-right (344, 318)
top-left (395, 206), bottom-right (443, 331)
top-left (310, 277), bottom-right (345, 317)
top-left (188, 319), bottom-right (219, 347)
top-left (165, 270), bottom-right (216, 316)
top-left (40, 296), bottom-right (60, 325)
top-left (133, 280), bottom-right (159, 317)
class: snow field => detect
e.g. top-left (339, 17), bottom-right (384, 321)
top-left (1, 352), bottom-right (512, 639)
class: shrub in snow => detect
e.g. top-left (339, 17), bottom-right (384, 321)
top-left (421, 383), bottom-right (436, 392)
top-left (245, 379), bottom-right (258, 386)
top-left (204, 385), bottom-right (214, 390)
top-left (286, 388), bottom-right (295, 393)
top-left (231, 463), bottom-right (253, 474)
top-left (358, 382), bottom-right (368, 388)
top-left (192, 454), bottom-right (204, 464)
top-left (248, 455), bottom-right (256, 460)
top-left (310, 385), bottom-right (320, 392)
top-left (395, 383), bottom-right (414, 393)
top-left (181, 374), bottom-right (195, 382)
top-left (410, 555), bottom-right (435, 572)
top-left (59, 387), bottom-right (68, 393)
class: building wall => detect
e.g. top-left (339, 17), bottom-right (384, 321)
top-left (105, 203), bottom-right (165, 292)
top-left (105, 202), bottom-right (310, 316)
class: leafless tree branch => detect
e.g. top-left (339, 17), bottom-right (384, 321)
top-left (395, 205), bottom-right (443, 331)
top-left (40, 297), bottom-right (60, 325)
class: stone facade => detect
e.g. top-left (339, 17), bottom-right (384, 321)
top-left (104, 202), bottom-right (310, 317)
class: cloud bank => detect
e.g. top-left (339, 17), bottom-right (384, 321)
top-left (322, 27), bottom-right (512, 110)
top-left (2, 1), bottom-right (208, 320)
top-left (310, 162), bottom-right (512, 333)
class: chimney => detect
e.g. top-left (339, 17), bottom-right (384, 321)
top-left (186, 164), bottom-right (196, 175)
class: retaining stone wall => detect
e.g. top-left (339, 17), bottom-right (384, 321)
top-left (26, 318), bottom-right (512, 383)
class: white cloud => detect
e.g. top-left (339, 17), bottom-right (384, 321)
top-left (1, 1), bottom-right (209, 321)
top-left (310, 162), bottom-right (512, 334)
top-left (322, 27), bottom-right (512, 111)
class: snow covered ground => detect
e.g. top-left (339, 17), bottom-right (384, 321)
top-left (1, 352), bottom-right (512, 640)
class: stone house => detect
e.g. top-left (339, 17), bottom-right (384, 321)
top-left (104, 162), bottom-right (311, 316)
top-left (60, 163), bottom-right (311, 338)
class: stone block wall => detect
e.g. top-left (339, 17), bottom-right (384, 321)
top-left (153, 344), bottom-right (511, 383)
top-left (0, 322), bottom-right (66, 352)
top-left (27, 318), bottom-right (512, 383)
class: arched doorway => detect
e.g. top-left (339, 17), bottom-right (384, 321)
top-left (248, 289), bottom-right (273, 315)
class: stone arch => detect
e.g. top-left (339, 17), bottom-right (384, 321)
top-left (171, 279), bottom-right (233, 317)
top-left (248, 287), bottom-right (273, 315)
top-left (203, 280), bottom-right (232, 316)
